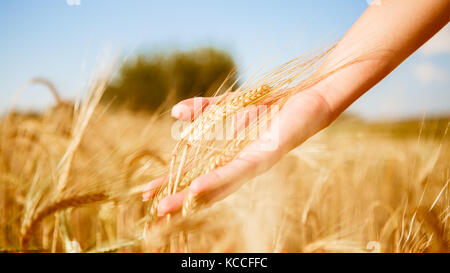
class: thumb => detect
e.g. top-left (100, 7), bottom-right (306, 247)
top-left (171, 97), bottom-right (213, 121)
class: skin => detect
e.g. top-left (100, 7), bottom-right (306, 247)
top-left (143, 0), bottom-right (450, 217)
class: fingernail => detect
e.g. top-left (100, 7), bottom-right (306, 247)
top-left (171, 104), bottom-right (184, 119)
top-left (142, 191), bottom-right (151, 201)
top-left (144, 181), bottom-right (157, 192)
top-left (157, 200), bottom-right (168, 216)
top-left (190, 179), bottom-right (202, 195)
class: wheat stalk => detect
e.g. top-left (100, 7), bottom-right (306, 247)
top-left (146, 85), bottom-right (273, 224)
top-left (20, 192), bottom-right (108, 249)
top-left (144, 48), bottom-right (339, 228)
top-left (182, 139), bottom-right (248, 216)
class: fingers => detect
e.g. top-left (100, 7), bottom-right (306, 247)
top-left (149, 89), bottom-right (334, 218)
top-left (171, 97), bottom-right (213, 121)
top-left (142, 176), bottom-right (166, 201)
top-left (231, 104), bottom-right (268, 138)
top-left (156, 138), bottom-right (283, 216)
top-left (191, 140), bottom-right (282, 196)
top-left (142, 176), bottom-right (188, 216)
top-left (171, 94), bottom-right (229, 121)
top-left (157, 190), bottom-right (188, 216)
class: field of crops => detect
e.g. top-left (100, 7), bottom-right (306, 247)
top-left (1, 95), bottom-right (448, 252)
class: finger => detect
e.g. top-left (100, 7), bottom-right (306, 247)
top-left (156, 180), bottom-right (235, 216)
top-left (188, 90), bottom-right (332, 200)
top-left (190, 138), bottom-right (283, 197)
top-left (189, 177), bottom-right (238, 206)
top-left (171, 97), bottom-right (213, 121)
top-left (157, 190), bottom-right (188, 216)
top-left (142, 176), bottom-right (166, 201)
top-left (156, 112), bottom-right (282, 214)
top-left (231, 109), bottom-right (250, 138)
top-left (231, 105), bottom-right (268, 138)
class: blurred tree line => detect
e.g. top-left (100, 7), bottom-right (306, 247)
top-left (102, 47), bottom-right (237, 111)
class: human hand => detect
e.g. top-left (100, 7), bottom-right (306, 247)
top-left (142, 0), bottom-right (450, 218)
top-left (142, 87), bottom-right (333, 216)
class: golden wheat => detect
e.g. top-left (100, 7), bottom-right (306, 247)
top-left (20, 193), bottom-right (108, 249)
top-left (0, 50), bottom-right (448, 253)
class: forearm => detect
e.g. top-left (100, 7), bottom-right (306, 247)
top-left (151, 0), bottom-right (450, 215)
top-left (314, 0), bottom-right (450, 120)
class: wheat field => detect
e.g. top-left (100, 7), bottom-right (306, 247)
top-left (1, 97), bottom-right (448, 253)
top-left (0, 55), bottom-right (449, 253)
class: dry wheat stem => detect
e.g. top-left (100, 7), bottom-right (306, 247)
top-left (20, 193), bottom-right (108, 249)
top-left (144, 50), bottom-right (336, 226)
top-left (146, 85), bottom-right (273, 224)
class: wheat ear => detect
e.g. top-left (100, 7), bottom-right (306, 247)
top-left (21, 193), bottom-right (108, 248)
top-left (146, 86), bottom-right (271, 224)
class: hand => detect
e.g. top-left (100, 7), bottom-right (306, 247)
top-left (142, 0), bottom-right (450, 218)
top-left (142, 87), bottom-right (333, 216)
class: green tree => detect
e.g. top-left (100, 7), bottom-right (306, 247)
top-left (103, 47), bottom-right (237, 111)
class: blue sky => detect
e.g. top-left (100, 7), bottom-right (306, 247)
top-left (1, 0), bottom-right (449, 120)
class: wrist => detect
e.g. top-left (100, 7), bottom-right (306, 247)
top-left (313, 55), bottom-right (392, 119)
